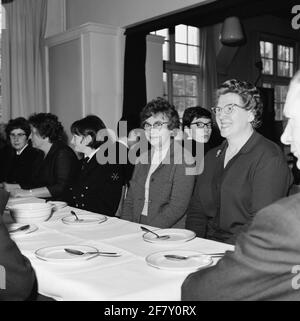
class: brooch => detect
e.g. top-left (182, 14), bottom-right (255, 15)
top-left (216, 149), bottom-right (222, 157)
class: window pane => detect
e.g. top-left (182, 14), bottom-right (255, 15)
top-left (260, 41), bottom-right (273, 58)
top-left (162, 41), bottom-right (169, 61)
top-left (185, 75), bottom-right (198, 96)
top-left (175, 43), bottom-right (187, 63)
top-left (173, 74), bottom-right (185, 95)
top-left (175, 24), bottom-right (187, 43)
top-left (262, 58), bottom-right (273, 75)
top-left (188, 46), bottom-right (199, 65)
top-left (163, 72), bottom-right (168, 98)
top-left (173, 97), bottom-right (186, 118)
top-left (262, 83), bottom-right (272, 88)
top-left (187, 26), bottom-right (198, 45)
top-left (186, 97), bottom-right (198, 109)
top-left (278, 61), bottom-right (293, 77)
top-left (274, 85), bottom-right (288, 120)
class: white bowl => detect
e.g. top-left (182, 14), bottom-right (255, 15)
top-left (9, 202), bottom-right (53, 223)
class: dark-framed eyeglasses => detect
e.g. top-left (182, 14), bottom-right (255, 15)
top-left (190, 121), bottom-right (212, 129)
top-left (143, 121), bottom-right (169, 131)
top-left (10, 133), bottom-right (26, 139)
top-left (211, 103), bottom-right (244, 115)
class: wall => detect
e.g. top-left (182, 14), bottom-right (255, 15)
top-left (66, 0), bottom-right (211, 29)
top-left (218, 14), bottom-right (300, 85)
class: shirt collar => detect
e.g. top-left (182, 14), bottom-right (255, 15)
top-left (16, 144), bottom-right (28, 155)
top-left (84, 147), bottom-right (101, 162)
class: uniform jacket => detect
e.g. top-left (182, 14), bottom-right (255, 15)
top-left (120, 141), bottom-right (196, 228)
top-left (182, 193), bottom-right (300, 301)
top-left (185, 131), bottom-right (292, 244)
top-left (65, 152), bottom-right (124, 216)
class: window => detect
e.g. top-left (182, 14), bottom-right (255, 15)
top-left (260, 38), bottom-right (296, 121)
top-left (151, 25), bottom-right (201, 118)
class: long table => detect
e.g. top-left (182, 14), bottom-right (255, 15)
top-left (4, 206), bottom-right (234, 301)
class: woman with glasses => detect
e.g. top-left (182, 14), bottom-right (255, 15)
top-left (120, 97), bottom-right (195, 228)
top-left (7, 113), bottom-right (79, 200)
top-left (0, 117), bottom-right (41, 187)
top-left (186, 79), bottom-right (292, 244)
top-left (182, 106), bottom-right (222, 157)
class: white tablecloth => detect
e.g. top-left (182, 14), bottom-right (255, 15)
top-left (5, 205), bottom-right (234, 301)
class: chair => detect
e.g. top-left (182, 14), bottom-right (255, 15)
top-left (115, 185), bottom-right (127, 218)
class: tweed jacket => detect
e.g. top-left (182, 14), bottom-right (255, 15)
top-left (120, 141), bottom-right (196, 228)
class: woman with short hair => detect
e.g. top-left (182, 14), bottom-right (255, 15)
top-left (0, 117), bottom-right (41, 186)
top-left (186, 79), bottom-right (292, 244)
top-left (65, 115), bottom-right (124, 215)
top-left (8, 113), bottom-right (79, 200)
top-left (121, 97), bottom-right (195, 228)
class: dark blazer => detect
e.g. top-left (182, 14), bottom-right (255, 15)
top-left (121, 141), bottom-right (196, 228)
top-left (0, 189), bottom-right (36, 300)
top-left (25, 141), bottom-right (79, 200)
top-left (182, 193), bottom-right (300, 301)
top-left (0, 145), bottom-right (42, 186)
top-left (65, 152), bottom-right (124, 216)
top-left (185, 131), bottom-right (292, 244)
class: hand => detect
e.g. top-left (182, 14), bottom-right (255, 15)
top-left (3, 182), bottom-right (21, 192)
top-left (10, 188), bottom-right (31, 198)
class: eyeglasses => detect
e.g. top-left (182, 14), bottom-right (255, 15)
top-left (211, 103), bottom-right (244, 115)
top-left (10, 133), bottom-right (26, 139)
top-left (143, 121), bottom-right (169, 131)
top-left (190, 121), bottom-right (212, 129)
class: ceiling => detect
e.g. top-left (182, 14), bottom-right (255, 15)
top-left (126, 0), bottom-right (298, 34)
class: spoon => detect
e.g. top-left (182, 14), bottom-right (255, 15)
top-left (64, 248), bottom-right (121, 257)
top-left (70, 210), bottom-right (84, 222)
top-left (164, 253), bottom-right (225, 261)
top-left (140, 226), bottom-right (170, 240)
top-left (9, 224), bottom-right (30, 233)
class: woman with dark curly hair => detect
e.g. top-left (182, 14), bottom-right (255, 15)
top-left (0, 117), bottom-right (41, 186)
top-left (8, 113), bottom-right (79, 200)
top-left (186, 79), bottom-right (292, 244)
top-left (121, 97), bottom-right (195, 228)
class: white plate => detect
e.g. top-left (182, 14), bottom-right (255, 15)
top-left (6, 197), bottom-right (45, 209)
top-left (61, 213), bottom-right (107, 226)
top-left (142, 228), bottom-right (196, 244)
top-left (35, 244), bottom-right (99, 263)
top-left (7, 223), bottom-right (38, 236)
top-left (146, 250), bottom-right (213, 272)
top-left (48, 201), bottom-right (67, 211)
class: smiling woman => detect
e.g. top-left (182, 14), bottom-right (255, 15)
top-left (185, 79), bottom-right (293, 244)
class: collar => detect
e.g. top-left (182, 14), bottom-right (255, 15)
top-left (85, 147), bottom-right (101, 162)
top-left (216, 130), bottom-right (260, 158)
top-left (16, 144), bottom-right (28, 155)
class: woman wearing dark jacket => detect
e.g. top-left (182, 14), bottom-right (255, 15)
top-left (64, 115), bottom-right (124, 216)
top-left (0, 117), bottom-right (41, 186)
top-left (7, 113), bottom-right (79, 200)
top-left (185, 79), bottom-right (292, 244)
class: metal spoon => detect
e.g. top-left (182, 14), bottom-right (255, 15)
top-left (70, 210), bottom-right (84, 222)
top-left (164, 253), bottom-right (225, 261)
top-left (64, 248), bottom-right (121, 257)
top-left (140, 226), bottom-right (170, 240)
top-left (9, 224), bottom-right (30, 233)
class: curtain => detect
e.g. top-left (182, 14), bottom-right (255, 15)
top-left (198, 26), bottom-right (218, 109)
top-left (2, 0), bottom-right (47, 121)
top-left (122, 32), bottom-right (147, 131)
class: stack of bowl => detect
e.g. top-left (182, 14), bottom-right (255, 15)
top-left (8, 202), bottom-right (54, 223)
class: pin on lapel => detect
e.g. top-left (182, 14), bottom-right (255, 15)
top-left (216, 150), bottom-right (222, 157)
